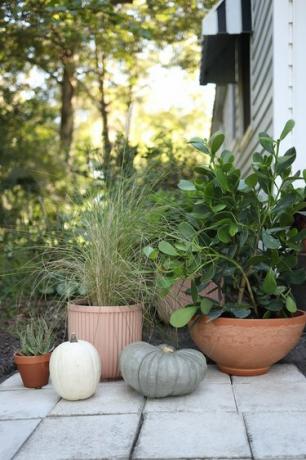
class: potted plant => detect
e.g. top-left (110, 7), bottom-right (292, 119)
top-left (146, 120), bottom-right (306, 376)
top-left (14, 317), bottom-right (54, 388)
top-left (42, 179), bottom-right (162, 379)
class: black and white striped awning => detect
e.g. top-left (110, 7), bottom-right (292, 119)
top-left (203, 0), bottom-right (252, 36)
top-left (200, 0), bottom-right (252, 85)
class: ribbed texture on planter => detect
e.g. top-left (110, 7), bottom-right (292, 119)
top-left (68, 303), bottom-right (143, 379)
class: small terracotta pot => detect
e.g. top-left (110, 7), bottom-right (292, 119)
top-left (68, 303), bottom-right (143, 380)
top-left (14, 353), bottom-right (51, 388)
top-left (189, 311), bottom-right (306, 376)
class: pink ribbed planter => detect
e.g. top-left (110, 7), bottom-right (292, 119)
top-left (68, 303), bottom-right (143, 380)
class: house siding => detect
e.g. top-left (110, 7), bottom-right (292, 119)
top-left (210, 0), bottom-right (306, 174)
top-left (236, 0), bottom-right (273, 175)
top-left (213, 0), bottom-right (273, 176)
top-left (273, 0), bottom-right (306, 173)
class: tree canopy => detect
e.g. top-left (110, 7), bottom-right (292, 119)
top-left (0, 0), bottom-right (215, 312)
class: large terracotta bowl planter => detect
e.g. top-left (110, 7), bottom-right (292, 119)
top-left (14, 352), bottom-right (51, 388)
top-left (68, 303), bottom-right (143, 380)
top-left (189, 311), bottom-right (306, 376)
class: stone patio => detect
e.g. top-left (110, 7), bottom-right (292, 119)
top-left (1, 365), bottom-right (306, 459)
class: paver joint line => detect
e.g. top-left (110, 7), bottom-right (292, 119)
top-left (48, 410), bottom-right (144, 418)
top-left (129, 412), bottom-right (145, 460)
top-left (11, 418), bottom-right (44, 460)
top-left (242, 413), bottom-right (255, 460)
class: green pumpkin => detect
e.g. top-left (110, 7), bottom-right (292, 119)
top-left (119, 341), bottom-right (207, 398)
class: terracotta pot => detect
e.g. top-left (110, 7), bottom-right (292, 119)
top-left (157, 280), bottom-right (220, 324)
top-left (14, 352), bottom-right (51, 388)
top-left (68, 303), bottom-right (143, 380)
top-left (189, 311), bottom-right (306, 376)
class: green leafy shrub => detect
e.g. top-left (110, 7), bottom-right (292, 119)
top-left (145, 120), bottom-right (306, 326)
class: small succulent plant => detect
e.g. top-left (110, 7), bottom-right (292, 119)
top-left (16, 317), bottom-right (55, 356)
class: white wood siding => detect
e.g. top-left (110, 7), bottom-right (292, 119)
top-left (212, 0), bottom-right (306, 174)
top-left (273, 0), bottom-right (306, 173)
top-left (214, 0), bottom-right (273, 175)
top-left (236, 0), bottom-right (273, 175)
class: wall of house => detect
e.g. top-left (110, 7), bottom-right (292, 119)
top-left (236, 0), bottom-right (273, 175)
top-left (273, 0), bottom-right (306, 174)
top-left (239, 0), bottom-right (273, 174)
top-left (212, 0), bottom-right (306, 175)
top-left (213, 0), bottom-right (273, 176)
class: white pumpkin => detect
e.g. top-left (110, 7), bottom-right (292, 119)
top-left (50, 333), bottom-right (101, 400)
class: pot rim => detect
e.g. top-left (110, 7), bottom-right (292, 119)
top-left (195, 310), bottom-right (306, 326)
top-left (14, 352), bottom-right (51, 364)
top-left (68, 302), bottom-right (143, 313)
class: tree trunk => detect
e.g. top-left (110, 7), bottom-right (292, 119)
top-left (100, 90), bottom-right (111, 176)
top-left (99, 55), bottom-right (112, 180)
top-left (60, 55), bottom-right (75, 163)
top-left (93, 41), bottom-right (112, 180)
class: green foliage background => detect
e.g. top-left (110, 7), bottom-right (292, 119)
top-left (0, 0), bottom-right (214, 321)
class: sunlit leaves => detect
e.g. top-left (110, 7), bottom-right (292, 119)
top-left (143, 245), bottom-right (158, 260)
top-left (221, 150), bottom-right (234, 163)
top-left (158, 241), bottom-right (178, 256)
top-left (262, 230), bottom-right (280, 249)
top-left (209, 131), bottom-right (224, 156)
top-left (214, 167), bottom-right (229, 192)
top-left (275, 148), bottom-right (296, 175)
top-left (178, 222), bottom-right (196, 240)
top-left (259, 132), bottom-right (274, 154)
top-left (178, 180), bottom-right (196, 192)
top-left (188, 137), bottom-right (209, 154)
top-left (211, 203), bottom-right (226, 213)
top-left (245, 173), bottom-right (258, 188)
top-left (200, 297), bottom-right (213, 314)
top-left (170, 306), bottom-right (198, 328)
top-left (156, 276), bottom-right (176, 296)
top-left (280, 119), bottom-right (295, 140)
top-left (217, 226), bottom-right (231, 243)
top-left (262, 270), bottom-right (277, 295)
top-left (286, 296), bottom-right (297, 313)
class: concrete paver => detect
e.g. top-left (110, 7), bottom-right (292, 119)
top-left (0, 419), bottom-right (40, 459)
top-left (15, 414), bottom-right (140, 460)
top-left (205, 365), bottom-right (231, 384)
top-left (244, 411), bottom-right (306, 459)
top-left (144, 380), bottom-right (236, 413)
top-left (0, 364), bottom-right (306, 459)
top-left (232, 363), bottom-right (305, 384)
top-left (233, 381), bottom-right (306, 412)
top-left (0, 388), bottom-right (59, 420)
top-left (51, 381), bottom-right (144, 416)
top-left (133, 412), bottom-right (252, 459)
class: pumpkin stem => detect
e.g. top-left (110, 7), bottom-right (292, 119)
top-left (70, 333), bottom-right (78, 343)
top-left (161, 345), bottom-right (175, 353)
